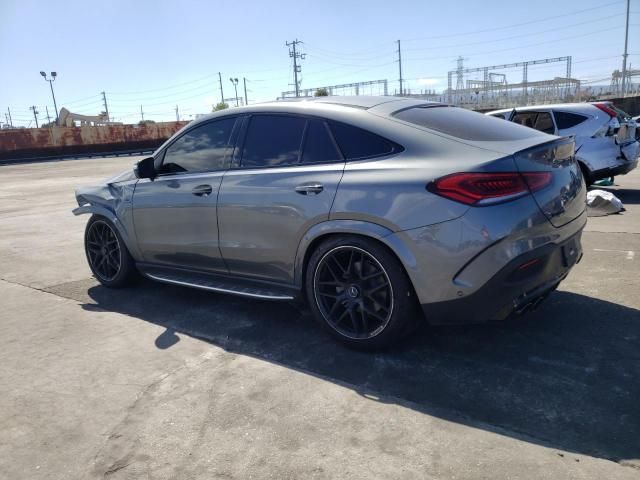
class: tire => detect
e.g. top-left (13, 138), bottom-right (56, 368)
top-left (84, 215), bottom-right (137, 288)
top-left (305, 235), bottom-right (419, 350)
top-left (579, 162), bottom-right (593, 187)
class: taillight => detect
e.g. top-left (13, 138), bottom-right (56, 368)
top-left (427, 172), bottom-right (552, 206)
top-left (593, 102), bottom-right (617, 118)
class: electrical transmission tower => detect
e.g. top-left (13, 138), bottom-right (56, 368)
top-left (286, 39), bottom-right (305, 97)
top-left (456, 57), bottom-right (465, 91)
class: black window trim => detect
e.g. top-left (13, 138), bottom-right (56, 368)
top-left (235, 112), bottom-right (348, 170)
top-left (153, 115), bottom-right (241, 177)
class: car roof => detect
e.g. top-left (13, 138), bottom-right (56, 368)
top-left (190, 96), bottom-right (442, 126)
top-left (487, 103), bottom-right (599, 115)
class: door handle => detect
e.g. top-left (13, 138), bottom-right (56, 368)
top-left (192, 184), bottom-right (213, 197)
top-left (295, 183), bottom-right (324, 195)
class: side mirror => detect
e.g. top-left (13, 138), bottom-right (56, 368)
top-left (134, 156), bottom-right (156, 179)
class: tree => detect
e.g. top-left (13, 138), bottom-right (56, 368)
top-left (214, 102), bottom-right (229, 111)
top-left (314, 88), bottom-right (329, 97)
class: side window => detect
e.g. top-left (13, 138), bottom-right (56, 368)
top-left (161, 118), bottom-right (236, 174)
top-left (301, 119), bottom-right (342, 164)
top-left (241, 115), bottom-right (306, 168)
top-left (328, 121), bottom-right (396, 160)
top-left (512, 112), bottom-right (537, 129)
top-left (512, 111), bottom-right (555, 134)
top-left (554, 111), bottom-right (588, 130)
top-left (534, 112), bottom-right (555, 134)
top-left (489, 112), bottom-right (507, 120)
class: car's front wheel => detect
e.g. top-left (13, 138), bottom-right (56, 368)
top-left (84, 215), bottom-right (137, 288)
top-left (305, 235), bottom-right (418, 349)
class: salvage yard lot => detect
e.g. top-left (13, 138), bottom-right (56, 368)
top-left (1, 156), bottom-right (639, 479)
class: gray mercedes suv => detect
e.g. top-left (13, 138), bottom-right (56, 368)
top-left (74, 96), bottom-right (587, 348)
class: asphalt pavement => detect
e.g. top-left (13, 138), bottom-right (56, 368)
top-left (1, 156), bottom-right (639, 479)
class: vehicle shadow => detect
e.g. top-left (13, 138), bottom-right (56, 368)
top-left (81, 280), bottom-right (640, 465)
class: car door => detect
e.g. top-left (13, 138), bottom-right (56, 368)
top-left (217, 114), bottom-right (345, 284)
top-left (132, 116), bottom-right (238, 272)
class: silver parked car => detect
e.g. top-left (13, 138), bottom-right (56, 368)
top-left (487, 102), bottom-right (639, 185)
top-left (74, 96), bottom-right (586, 348)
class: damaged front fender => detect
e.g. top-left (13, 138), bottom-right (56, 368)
top-left (73, 179), bottom-right (142, 261)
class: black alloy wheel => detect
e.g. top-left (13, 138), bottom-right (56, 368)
top-left (313, 245), bottom-right (394, 340)
top-left (86, 219), bottom-right (122, 282)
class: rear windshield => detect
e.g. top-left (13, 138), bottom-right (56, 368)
top-left (392, 105), bottom-right (547, 141)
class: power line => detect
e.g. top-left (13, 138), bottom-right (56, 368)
top-left (404, 26), bottom-right (622, 62)
top-left (403, 13), bottom-right (625, 53)
top-left (403, 0), bottom-right (624, 42)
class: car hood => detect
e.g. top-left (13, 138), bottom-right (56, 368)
top-left (105, 168), bottom-right (137, 185)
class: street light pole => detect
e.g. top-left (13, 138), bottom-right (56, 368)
top-left (40, 71), bottom-right (59, 123)
top-left (229, 78), bottom-right (239, 107)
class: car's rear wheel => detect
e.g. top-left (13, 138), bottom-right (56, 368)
top-left (305, 236), bottom-right (418, 349)
top-left (85, 215), bottom-right (136, 288)
top-left (578, 161), bottom-right (593, 187)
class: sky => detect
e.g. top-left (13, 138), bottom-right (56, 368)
top-left (0, 0), bottom-right (637, 126)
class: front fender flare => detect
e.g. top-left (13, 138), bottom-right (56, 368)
top-left (72, 205), bottom-right (139, 259)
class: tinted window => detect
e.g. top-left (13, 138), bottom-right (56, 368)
top-left (394, 106), bottom-right (544, 141)
top-left (161, 118), bottom-right (235, 173)
top-left (242, 115), bottom-right (306, 167)
top-left (512, 112), bottom-right (537, 129)
top-left (554, 111), bottom-right (588, 129)
top-left (534, 112), bottom-right (555, 134)
top-left (302, 120), bottom-right (341, 163)
top-left (329, 121), bottom-right (395, 159)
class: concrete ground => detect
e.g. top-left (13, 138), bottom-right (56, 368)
top-left (0, 156), bottom-right (639, 480)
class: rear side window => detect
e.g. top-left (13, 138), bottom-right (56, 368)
top-left (241, 115), bottom-right (306, 168)
top-left (533, 112), bottom-right (555, 134)
top-left (328, 121), bottom-right (396, 160)
top-left (553, 111), bottom-right (588, 130)
top-left (512, 111), bottom-right (555, 134)
top-left (393, 106), bottom-right (544, 141)
top-left (302, 119), bottom-right (342, 163)
top-left (161, 118), bottom-right (236, 173)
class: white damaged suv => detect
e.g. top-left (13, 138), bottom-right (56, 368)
top-left (488, 102), bottom-right (638, 185)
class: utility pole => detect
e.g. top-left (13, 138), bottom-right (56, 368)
top-left (45, 106), bottom-right (51, 124)
top-left (140, 105), bottom-right (144, 122)
top-left (286, 39), bottom-right (305, 97)
top-left (243, 77), bottom-right (248, 106)
top-left (7, 107), bottom-right (13, 127)
top-left (218, 72), bottom-right (224, 104)
top-left (39, 71), bottom-right (59, 122)
top-left (101, 91), bottom-right (110, 122)
top-left (175, 105), bottom-right (179, 121)
top-left (621, 0), bottom-right (630, 96)
top-left (397, 40), bottom-right (403, 96)
top-left (229, 78), bottom-right (239, 107)
top-left (30, 106), bottom-right (39, 128)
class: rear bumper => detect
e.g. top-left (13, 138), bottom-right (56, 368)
top-left (591, 159), bottom-right (638, 180)
top-left (422, 230), bottom-right (583, 325)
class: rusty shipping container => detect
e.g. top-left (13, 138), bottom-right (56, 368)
top-left (0, 121), bottom-right (189, 161)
